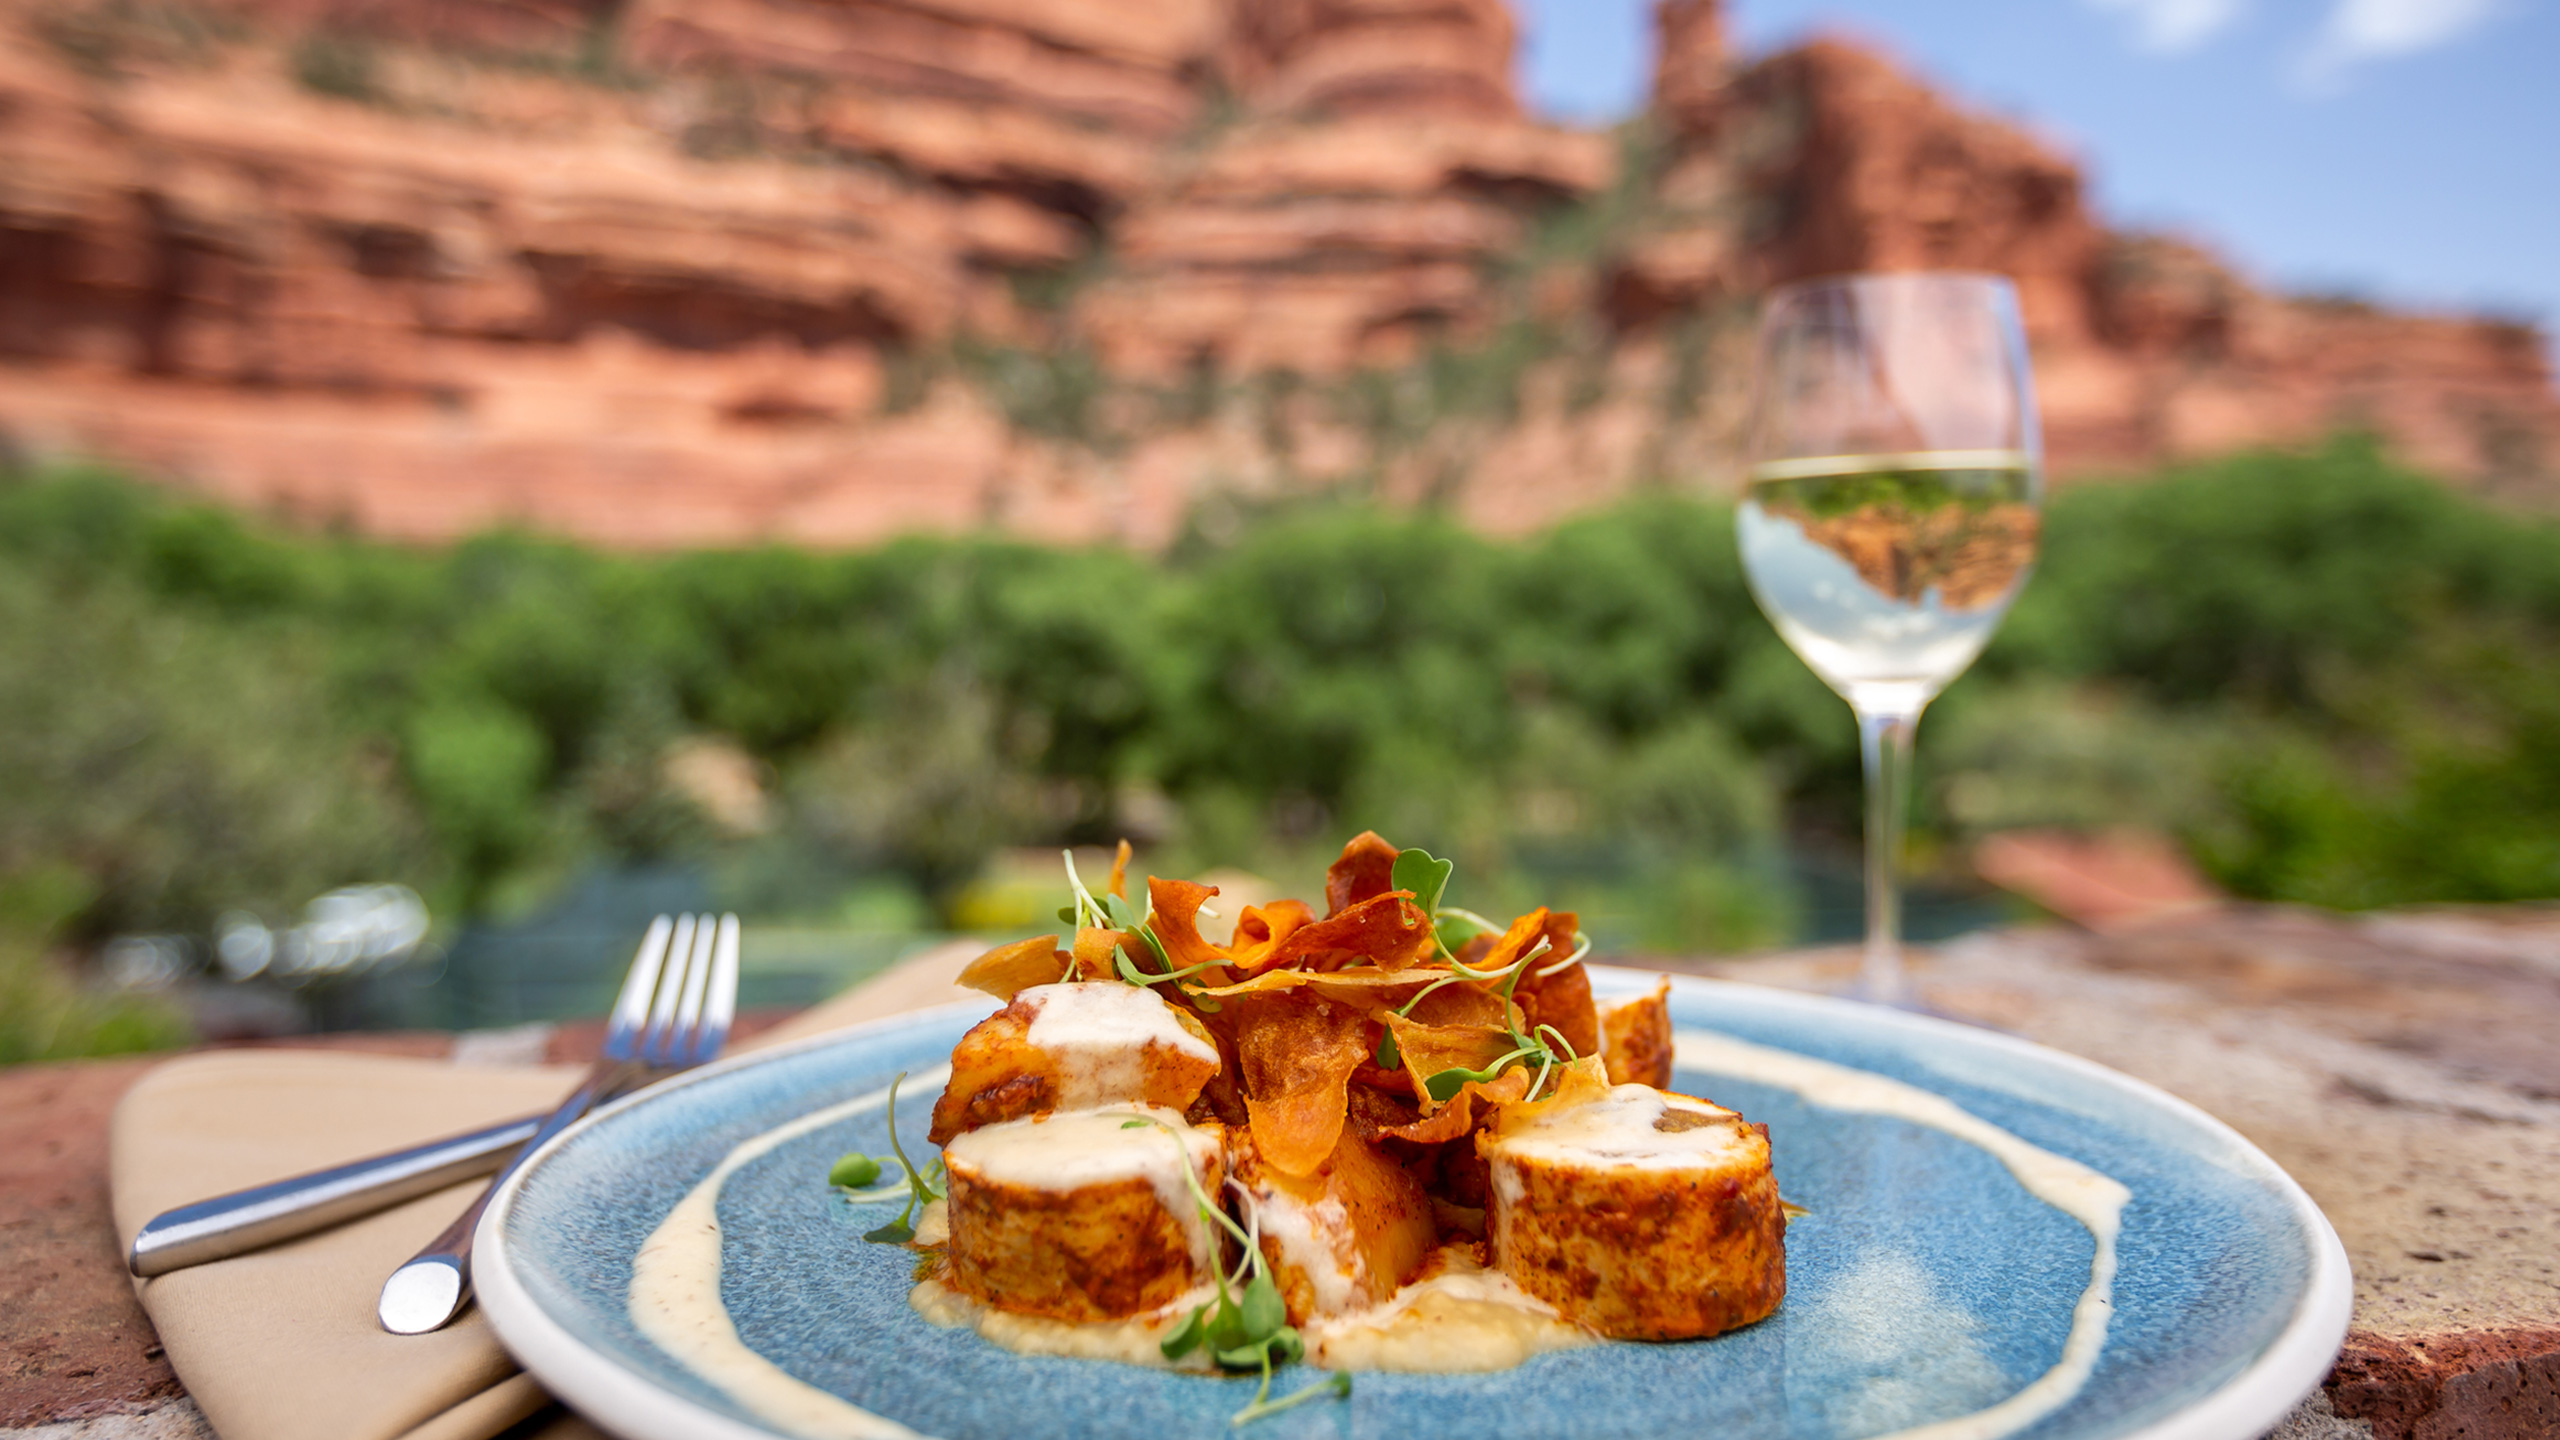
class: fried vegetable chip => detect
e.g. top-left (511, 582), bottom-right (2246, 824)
top-left (1145, 876), bottom-right (1235, 976)
top-left (1228, 899), bottom-right (1315, 968)
top-left (1511, 910), bottom-right (1599, 1062)
top-left (1106, 838), bottom-right (1132, 900)
top-left (957, 936), bottom-right (1070, 1001)
top-left (1377, 1067), bottom-right (1531, 1144)
top-left (1402, 979), bottom-right (1510, 1030)
top-left (1195, 964), bottom-right (1448, 1009)
top-left (1229, 991), bottom-right (1373, 1177)
top-left (1253, 891), bottom-right (1431, 974)
top-left (1473, 907), bottom-right (1553, 978)
top-left (1379, 1013), bottom-right (1522, 1112)
top-left (1324, 831), bottom-right (1402, 917)
top-left (1071, 927), bottom-right (1124, 982)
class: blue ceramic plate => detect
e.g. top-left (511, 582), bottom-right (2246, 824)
top-left (475, 969), bottom-right (2350, 1440)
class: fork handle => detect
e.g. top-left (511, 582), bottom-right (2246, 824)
top-left (377, 1070), bottom-right (617, 1334)
top-left (128, 1112), bottom-right (545, 1278)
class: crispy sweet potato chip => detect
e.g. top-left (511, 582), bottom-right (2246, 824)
top-left (1195, 965), bottom-right (1450, 1019)
top-left (1256, 891), bottom-right (1431, 973)
top-left (1404, 979), bottom-right (1510, 1029)
top-left (1071, 927), bottom-right (1124, 981)
top-left (1107, 839), bottom-right (1132, 899)
top-left (1228, 899), bottom-right (1315, 968)
top-left (1379, 1067), bottom-right (1530, 1144)
top-left (1145, 876), bottom-right (1234, 975)
top-left (1229, 991), bottom-right (1372, 1177)
top-left (1381, 1013), bottom-right (1522, 1112)
top-left (1325, 831), bottom-right (1402, 917)
top-left (1475, 907), bottom-right (1552, 977)
top-left (1512, 910), bottom-right (1599, 1061)
top-left (956, 936), bottom-right (1070, 1000)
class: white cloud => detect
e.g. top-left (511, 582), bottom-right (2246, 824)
top-left (2084, 0), bottom-right (2249, 52)
top-left (2320, 0), bottom-right (2506, 57)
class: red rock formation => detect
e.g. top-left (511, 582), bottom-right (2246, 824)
top-left (623, 0), bottom-right (1222, 217)
top-left (1221, 0), bottom-right (1521, 120)
top-left (0, 0), bottom-right (2550, 548)
top-left (1650, 0), bottom-right (1727, 139)
top-left (1077, 0), bottom-right (1608, 377)
top-left (1078, 119), bottom-right (1608, 376)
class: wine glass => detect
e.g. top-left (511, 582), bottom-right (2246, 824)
top-left (1737, 273), bottom-right (2043, 1005)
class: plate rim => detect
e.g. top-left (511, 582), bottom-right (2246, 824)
top-left (473, 969), bottom-right (2353, 1440)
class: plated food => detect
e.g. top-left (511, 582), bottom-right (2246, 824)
top-left (832, 833), bottom-right (1787, 1423)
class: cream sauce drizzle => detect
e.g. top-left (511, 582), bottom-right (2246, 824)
top-left (627, 1064), bottom-right (950, 1440)
top-left (1674, 1029), bottom-right (2133, 1440)
top-left (1019, 983), bottom-right (1218, 1109)
top-left (1490, 1084), bottom-right (1750, 1172)
top-left (1301, 1245), bottom-right (1593, 1373)
top-left (912, 1241), bottom-right (1588, 1376)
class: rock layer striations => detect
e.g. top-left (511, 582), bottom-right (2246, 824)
top-left (0, 0), bottom-right (2551, 545)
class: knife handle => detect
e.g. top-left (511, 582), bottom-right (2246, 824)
top-left (128, 1112), bottom-right (544, 1278)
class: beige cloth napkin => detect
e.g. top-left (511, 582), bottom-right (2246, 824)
top-left (108, 938), bottom-right (994, 1440)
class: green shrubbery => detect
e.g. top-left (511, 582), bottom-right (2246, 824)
top-left (0, 437), bottom-right (2553, 984)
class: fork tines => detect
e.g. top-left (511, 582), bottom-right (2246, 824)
top-left (606, 913), bottom-right (740, 1068)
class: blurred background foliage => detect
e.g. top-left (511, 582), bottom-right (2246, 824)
top-left (3, 435), bottom-right (2556, 1050)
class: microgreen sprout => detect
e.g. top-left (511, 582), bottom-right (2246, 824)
top-left (1391, 848), bottom-right (1453, 942)
top-left (1058, 850), bottom-right (1114, 952)
top-left (1534, 931), bottom-right (1594, 977)
top-left (1431, 905), bottom-right (1502, 947)
top-left (1117, 1115), bottom-right (1348, 1426)
top-left (1059, 849), bottom-right (1204, 996)
top-left (1230, 1371), bottom-right (1353, 1427)
top-left (851, 1073), bottom-right (944, 1245)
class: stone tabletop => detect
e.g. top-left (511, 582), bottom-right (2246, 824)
top-left (6, 910), bottom-right (2556, 1439)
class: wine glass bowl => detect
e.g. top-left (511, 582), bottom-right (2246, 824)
top-left (1738, 273), bottom-right (2045, 1003)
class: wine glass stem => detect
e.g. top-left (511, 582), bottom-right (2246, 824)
top-left (1857, 705), bottom-right (1922, 1004)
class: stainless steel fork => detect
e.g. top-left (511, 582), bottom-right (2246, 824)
top-left (375, 911), bottom-right (739, 1334)
top-left (119, 920), bottom-right (740, 1289)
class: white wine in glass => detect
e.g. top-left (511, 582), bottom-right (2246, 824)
top-left (1738, 275), bottom-right (2043, 1004)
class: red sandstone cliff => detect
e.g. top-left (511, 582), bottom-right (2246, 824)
top-left (0, 0), bottom-right (2550, 546)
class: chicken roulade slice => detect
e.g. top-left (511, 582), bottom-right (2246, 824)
top-left (930, 981), bottom-right (1221, 1144)
top-left (1595, 980), bottom-right (1674, 1089)
top-left (1483, 1085), bottom-right (1785, 1340)
top-left (940, 1105), bottom-right (1226, 1323)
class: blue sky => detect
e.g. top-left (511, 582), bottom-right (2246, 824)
top-left (1515, 0), bottom-right (2558, 336)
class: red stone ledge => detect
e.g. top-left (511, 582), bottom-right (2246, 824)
top-left (2328, 1328), bottom-right (2560, 1440)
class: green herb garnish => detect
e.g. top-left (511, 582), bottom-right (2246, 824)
top-left (1063, 850), bottom-right (1226, 1011)
top-left (1391, 848), bottom-right (1453, 925)
top-left (1118, 1115), bottom-right (1351, 1426)
top-left (853, 1073), bottom-right (944, 1245)
top-left (1229, 1370), bottom-right (1353, 1427)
